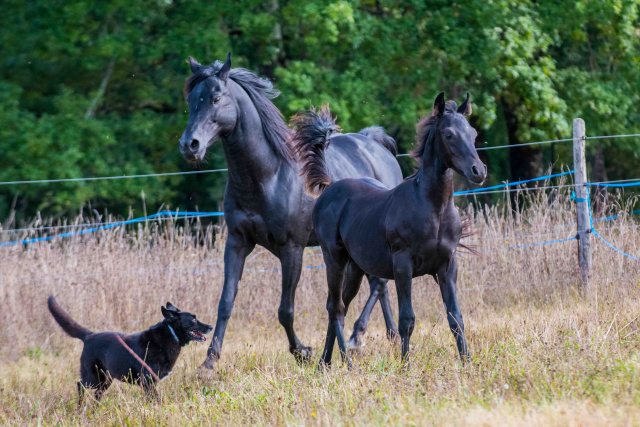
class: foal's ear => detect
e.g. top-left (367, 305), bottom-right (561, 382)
top-left (434, 92), bottom-right (446, 117)
top-left (218, 52), bottom-right (232, 80)
top-left (188, 56), bottom-right (202, 73)
top-left (161, 306), bottom-right (178, 319)
top-left (457, 92), bottom-right (472, 116)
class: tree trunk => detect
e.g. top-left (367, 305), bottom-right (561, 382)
top-left (502, 98), bottom-right (543, 212)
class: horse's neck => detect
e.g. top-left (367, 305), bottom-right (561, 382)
top-left (418, 138), bottom-right (454, 208)
top-left (222, 82), bottom-right (291, 194)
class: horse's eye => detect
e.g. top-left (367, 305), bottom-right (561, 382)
top-left (192, 318), bottom-right (196, 323)
top-left (445, 132), bottom-right (452, 139)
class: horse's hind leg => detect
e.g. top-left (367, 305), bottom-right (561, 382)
top-left (319, 252), bottom-right (348, 368)
top-left (341, 261), bottom-right (366, 357)
top-left (278, 242), bottom-right (312, 363)
top-left (347, 275), bottom-right (398, 349)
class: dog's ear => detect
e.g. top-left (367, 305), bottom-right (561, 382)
top-left (161, 306), bottom-right (178, 319)
top-left (165, 302), bottom-right (180, 312)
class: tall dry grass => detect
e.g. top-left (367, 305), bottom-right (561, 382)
top-left (0, 184), bottom-right (639, 425)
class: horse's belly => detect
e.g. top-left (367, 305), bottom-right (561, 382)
top-left (345, 233), bottom-right (395, 279)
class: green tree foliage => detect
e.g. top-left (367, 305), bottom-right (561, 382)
top-left (0, 0), bottom-right (638, 220)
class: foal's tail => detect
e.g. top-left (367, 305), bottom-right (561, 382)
top-left (48, 295), bottom-right (93, 341)
top-left (291, 104), bottom-right (341, 197)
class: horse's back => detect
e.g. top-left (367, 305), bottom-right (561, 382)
top-left (324, 133), bottom-right (402, 189)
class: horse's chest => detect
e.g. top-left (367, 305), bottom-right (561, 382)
top-left (410, 223), bottom-right (458, 276)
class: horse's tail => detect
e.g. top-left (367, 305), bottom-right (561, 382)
top-left (291, 104), bottom-right (341, 197)
top-left (48, 295), bottom-right (93, 341)
top-left (358, 126), bottom-right (397, 156)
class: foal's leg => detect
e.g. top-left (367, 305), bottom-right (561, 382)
top-left (202, 235), bottom-right (255, 370)
top-left (435, 257), bottom-right (469, 362)
top-left (347, 275), bottom-right (398, 349)
top-left (392, 252), bottom-right (415, 365)
top-left (319, 252), bottom-right (348, 368)
top-left (278, 242), bottom-right (312, 362)
top-left (340, 261), bottom-right (365, 359)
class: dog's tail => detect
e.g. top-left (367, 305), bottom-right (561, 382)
top-left (47, 296), bottom-right (93, 341)
top-left (291, 104), bottom-right (341, 197)
top-left (358, 126), bottom-right (397, 156)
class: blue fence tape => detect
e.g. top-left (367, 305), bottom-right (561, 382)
top-left (503, 236), bottom-right (577, 250)
top-left (587, 181), bottom-right (640, 188)
top-left (0, 211), bottom-right (223, 247)
top-left (454, 170), bottom-right (574, 196)
top-left (597, 209), bottom-right (640, 223)
top-left (583, 185), bottom-right (639, 262)
top-left (570, 191), bottom-right (589, 203)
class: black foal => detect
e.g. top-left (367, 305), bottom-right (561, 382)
top-left (292, 93), bottom-right (486, 367)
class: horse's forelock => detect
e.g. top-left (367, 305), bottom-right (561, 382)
top-left (184, 61), bottom-right (224, 97)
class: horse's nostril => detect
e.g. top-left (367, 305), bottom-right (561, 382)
top-left (190, 139), bottom-right (200, 152)
top-left (472, 165), bottom-right (480, 176)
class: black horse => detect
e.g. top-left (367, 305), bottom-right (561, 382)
top-left (179, 53), bottom-right (402, 369)
top-left (292, 93), bottom-right (487, 367)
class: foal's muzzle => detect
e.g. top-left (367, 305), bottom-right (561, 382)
top-left (468, 161), bottom-right (487, 185)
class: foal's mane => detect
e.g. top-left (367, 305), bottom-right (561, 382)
top-left (184, 62), bottom-right (292, 161)
top-left (410, 100), bottom-right (459, 163)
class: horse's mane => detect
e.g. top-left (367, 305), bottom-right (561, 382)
top-left (411, 100), bottom-right (459, 163)
top-left (184, 62), bottom-right (292, 161)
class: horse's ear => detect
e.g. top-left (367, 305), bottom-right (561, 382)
top-left (434, 92), bottom-right (446, 117)
top-left (188, 56), bottom-right (202, 73)
top-left (218, 52), bottom-right (231, 80)
top-left (457, 92), bottom-right (472, 116)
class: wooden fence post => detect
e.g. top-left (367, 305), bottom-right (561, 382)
top-left (573, 118), bottom-right (592, 294)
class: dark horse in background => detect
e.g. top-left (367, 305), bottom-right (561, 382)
top-left (179, 53), bottom-right (402, 369)
top-left (292, 93), bottom-right (486, 367)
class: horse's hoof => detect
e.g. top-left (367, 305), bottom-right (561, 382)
top-left (317, 360), bottom-right (331, 372)
top-left (386, 329), bottom-right (400, 343)
top-left (197, 357), bottom-right (216, 379)
top-left (346, 336), bottom-right (365, 350)
top-left (293, 346), bottom-right (313, 364)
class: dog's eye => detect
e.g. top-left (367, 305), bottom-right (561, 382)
top-left (192, 318), bottom-right (196, 323)
top-left (214, 97), bottom-right (221, 104)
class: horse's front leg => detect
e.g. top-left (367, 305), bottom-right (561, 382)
top-left (435, 256), bottom-right (469, 362)
top-left (392, 252), bottom-right (415, 366)
top-left (278, 242), bottom-right (312, 363)
top-left (201, 235), bottom-right (255, 370)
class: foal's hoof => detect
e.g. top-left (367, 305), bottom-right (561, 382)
top-left (292, 346), bottom-right (313, 364)
top-left (317, 360), bottom-right (331, 372)
top-left (346, 336), bottom-right (365, 350)
top-left (386, 329), bottom-right (400, 343)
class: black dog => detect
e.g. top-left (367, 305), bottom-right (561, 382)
top-left (47, 296), bottom-right (213, 403)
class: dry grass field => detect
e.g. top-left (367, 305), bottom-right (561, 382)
top-left (1, 187), bottom-right (639, 426)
